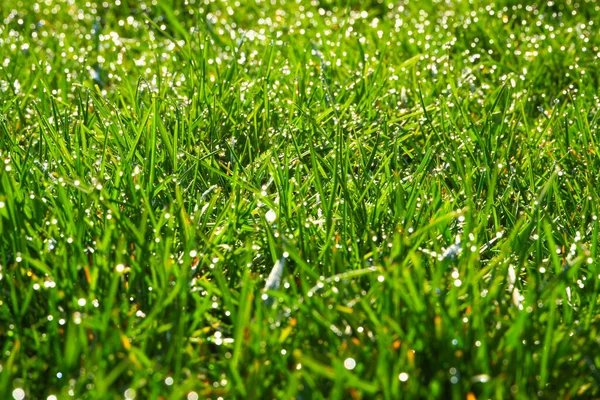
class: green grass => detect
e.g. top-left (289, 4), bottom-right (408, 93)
top-left (2, 0), bottom-right (600, 398)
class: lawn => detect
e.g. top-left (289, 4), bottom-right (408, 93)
top-left (1, 0), bottom-right (600, 398)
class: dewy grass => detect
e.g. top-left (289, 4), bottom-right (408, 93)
top-left (1, 0), bottom-right (600, 398)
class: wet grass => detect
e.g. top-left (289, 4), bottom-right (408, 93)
top-left (2, 0), bottom-right (600, 398)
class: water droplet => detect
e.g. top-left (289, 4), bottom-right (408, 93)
top-left (265, 209), bottom-right (277, 223)
top-left (12, 388), bottom-right (25, 400)
top-left (344, 358), bottom-right (356, 370)
top-left (471, 374), bottom-right (490, 383)
top-left (124, 388), bottom-right (136, 400)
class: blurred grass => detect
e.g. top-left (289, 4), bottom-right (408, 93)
top-left (1, 0), bottom-right (600, 398)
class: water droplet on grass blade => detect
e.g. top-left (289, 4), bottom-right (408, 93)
top-left (12, 389), bottom-right (25, 400)
top-left (344, 358), bottom-right (356, 370)
top-left (265, 209), bottom-right (277, 223)
top-left (471, 374), bottom-right (490, 383)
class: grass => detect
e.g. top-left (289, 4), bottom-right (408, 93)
top-left (1, 0), bottom-right (600, 398)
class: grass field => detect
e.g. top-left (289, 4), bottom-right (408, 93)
top-left (2, 0), bottom-right (600, 398)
